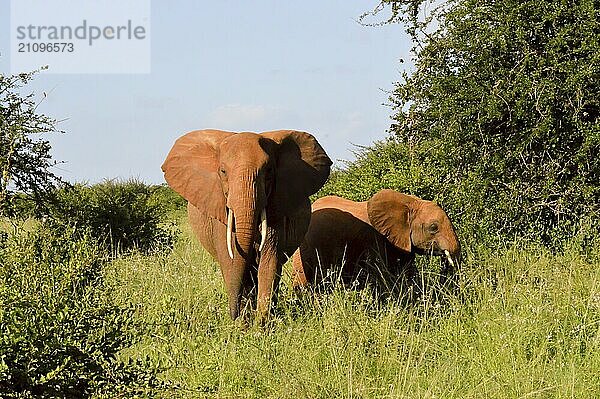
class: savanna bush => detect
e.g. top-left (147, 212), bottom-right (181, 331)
top-left (0, 69), bottom-right (63, 217)
top-left (0, 223), bottom-right (162, 398)
top-left (47, 179), bottom-right (182, 255)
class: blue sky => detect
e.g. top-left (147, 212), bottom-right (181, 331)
top-left (0, 1), bottom-right (412, 184)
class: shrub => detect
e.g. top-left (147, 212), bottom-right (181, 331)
top-left (0, 223), bottom-right (162, 398)
top-left (318, 140), bottom-right (437, 202)
top-left (147, 183), bottom-right (187, 217)
top-left (48, 179), bottom-right (180, 255)
top-left (0, 69), bottom-right (64, 217)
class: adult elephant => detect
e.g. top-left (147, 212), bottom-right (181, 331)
top-left (162, 129), bottom-right (331, 321)
top-left (292, 189), bottom-right (461, 291)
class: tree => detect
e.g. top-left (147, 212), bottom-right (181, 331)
top-left (338, 0), bottom-right (600, 244)
top-left (0, 68), bottom-right (63, 216)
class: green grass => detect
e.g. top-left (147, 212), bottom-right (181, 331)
top-left (105, 218), bottom-right (600, 398)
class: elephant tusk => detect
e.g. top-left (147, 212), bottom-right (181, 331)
top-left (444, 250), bottom-right (455, 268)
top-left (227, 208), bottom-right (234, 259)
top-left (259, 208), bottom-right (267, 252)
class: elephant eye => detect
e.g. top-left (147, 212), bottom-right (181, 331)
top-left (219, 167), bottom-right (226, 176)
top-left (428, 222), bottom-right (439, 234)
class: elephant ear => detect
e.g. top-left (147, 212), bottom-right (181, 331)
top-left (161, 130), bottom-right (234, 224)
top-left (367, 189), bottom-right (415, 253)
top-left (261, 130), bottom-right (332, 215)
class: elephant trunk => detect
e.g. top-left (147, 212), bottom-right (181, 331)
top-left (225, 174), bottom-right (267, 320)
top-left (227, 208), bottom-right (267, 255)
top-left (223, 208), bottom-right (256, 320)
top-left (234, 216), bottom-right (256, 256)
top-left (227, 172), bottom-right (269, 259)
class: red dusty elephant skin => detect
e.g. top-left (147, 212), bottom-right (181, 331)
top-left (292, 189), bottom-right (461, 290)
top-left (162, 129), bottom-right (331, 321)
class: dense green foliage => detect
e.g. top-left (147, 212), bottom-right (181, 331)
top-left (46, 180), bottom-right (182, 255)
top-left (0, 223), bottom-right (162, 398)
top-left (337, 0), bottom-right (600, 245)
top-left (0, 180), bottom-right (184, 397)
top-left (0, 69), bottom-right (63, 216)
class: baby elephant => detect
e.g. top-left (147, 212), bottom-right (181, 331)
top-left (292, 189), bottom-right (461, 291)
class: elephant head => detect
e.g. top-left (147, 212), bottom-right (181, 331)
top-left (162, 129), bottom-right (331, 319)
top-left (367, 189), bottom-right (461, 280)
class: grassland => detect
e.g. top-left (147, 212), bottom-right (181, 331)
top-left (104, 218), bottom-right (600, 398)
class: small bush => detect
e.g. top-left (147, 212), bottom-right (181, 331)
top-left (48, 179), bottom-right (180, 255)
top-left (0, 223), bottom-right (162, 398)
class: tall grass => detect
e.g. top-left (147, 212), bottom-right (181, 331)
top-left (106, 218), bottom-right (600, 398)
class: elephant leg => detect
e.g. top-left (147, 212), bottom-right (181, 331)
top-left (256, 228), bottom-right (283, 322)
top-left (239, 262), bottom-right (258, 317)
top-left (284, 207), bottom-right (313, 289)
top-left (291, 245), bottom-right (310, 289)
